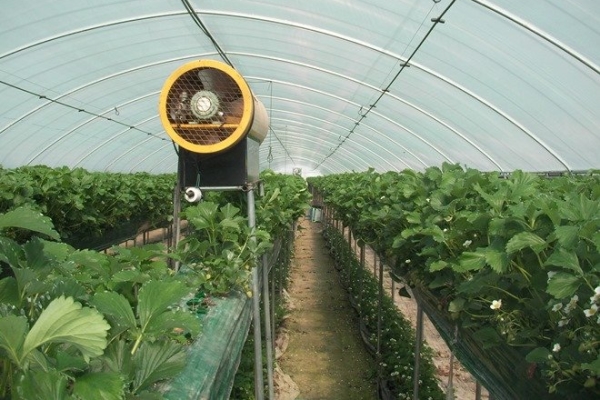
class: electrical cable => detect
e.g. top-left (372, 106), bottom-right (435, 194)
top-left (268, 126), bottom-right (296, 165)
top-left (0, 79), bottom-right (168, 141)
top-left (313, 0), bottom-right (457, 170)
top-left (180, 0), bottom-right (235, 68)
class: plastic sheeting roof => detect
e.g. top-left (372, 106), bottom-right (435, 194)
top-left (1, 0), bottom-right (599, 176)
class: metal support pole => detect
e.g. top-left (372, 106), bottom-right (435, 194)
top-left (413, 304), bottom-right (424, 400)
top-left (348, 227), bottom-right (352, 252)
top-left (475, 382), bottom-right (482, 400)
top-left (262, 253), bottom-right (275, 399)
top-left (359, 242), bottom-right (365, 317)
top-left (377, 260), bottom-right (384, 393)
top-left (172, 181), bottom-right (182, 271)
top-left (373, 252), bottom-right (377, 276)
top-left (247, 188), bottom-right (265, 400)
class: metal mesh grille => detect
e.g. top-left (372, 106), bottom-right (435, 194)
top-left (166, 67), bottom-right (244, 146)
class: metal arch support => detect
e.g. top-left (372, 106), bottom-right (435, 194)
top-left (470, 0), bottom-right (600, 75)
top-left (3, 9), bottom-right (576, 172)
top-left (267, 115), bottom-right (410, 171)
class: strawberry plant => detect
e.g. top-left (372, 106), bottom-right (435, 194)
top-left (0, 166), bottom-right (175, 246)
top-left (309, 165), bottom-right (600, 398)
top-left (0, 207), bottom-right (201, 399)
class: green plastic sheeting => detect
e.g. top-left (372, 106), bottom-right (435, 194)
top-left (163, 292), bottom-right (252, 400)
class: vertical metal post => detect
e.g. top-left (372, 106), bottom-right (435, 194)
top-left (247, 188), bottom-right (265, 400)
top-left (373, 252), bottom-right (377, 276)
top-left (172, 181), bottom-right (182, 271)
top-left (262, 253), bottom-right (275, 400)
top-left (475, 382), bottom-right (482, 400)
top-left (413, 304), bottom-right (424, 400)
top-left (377, 260), bottom-right (384, 394)
top-left (359, 242), bottom-right (365, 317)
top-left (348, 227), bottom-right (352, 252)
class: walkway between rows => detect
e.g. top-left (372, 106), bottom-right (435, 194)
top-left (278, 218), bottom-right (378, 400)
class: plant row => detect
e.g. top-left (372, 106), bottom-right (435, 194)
top-left (323, 224), bottom-right (444, 399)
top-left (308, 164), bottom-right (600, 398)
top-left (0, 165), bottom-right (175, 245)
top-left (0, 167), bottom-right (310, 399)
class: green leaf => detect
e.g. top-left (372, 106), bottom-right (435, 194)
top-left (16, 368), bottom-right (68, 400)
top-left (0, 206), bottom-right (60, 240)
top-left (220, 203), bottom-right (241, 220)
top-left (132, 342), bottom-right (186, 393)
top-left (544, 249), bottom-right (583, 275)
top-left (0, 236), bottom-right (23, 270)
top-left (546, 272), bottom-right (581, 299)
top-left (111, 269), bottom-right (146, 283)
top-left (137, 280), bottom-right (190, 330)
top-left (471, 326), bottom-right (502, 349)
top-left (219, 218), bottom-right (242, 232)
top-left (448, 297), bottom-right (466, 313)
top-left (72, 372), bottom-right (125, 400)
top-left (429, 260), bottom-right (448, 272)
top-left (22, 296), bottom-right (110, 362)
top-left (23, 237), bottom-right (51, 270)
top-left (0, 277), bottom-right (19, 305)
top-left (484, 248), bottom-right (509, 274)
top-left (145, 310), bottom-right (201, 338)
top-left (0, 315), bottom-right (28, 365)
top-left (91, 291), bottom-right (137, 332)
top-left (55, 350), bottom-right (89, 372)
top-left (506, 232), bottom-right (547, 254)
top-left (581, 356), bottom-right (600, 374)
top-left (526, 347), bottom-right (552, 363)
top-left (554, 225), bottom-right (580, 249)
top-left (457, 251), bottom-right (486, 272)
top-left (101, 339), bottom-right (133, 377)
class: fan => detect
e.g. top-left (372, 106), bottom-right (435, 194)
top-left (159, 59), bottom-right (268, 154)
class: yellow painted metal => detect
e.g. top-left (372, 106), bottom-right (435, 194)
top-left (159, 59), bottom-right (256, 154)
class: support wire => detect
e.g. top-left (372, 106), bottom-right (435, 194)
top-left (314, 0), bottom-right (457, 170)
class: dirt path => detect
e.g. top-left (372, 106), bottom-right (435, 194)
top-left (278, 219), bottom-right (378, 400)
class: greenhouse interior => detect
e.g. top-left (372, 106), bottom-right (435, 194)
top-left (0, 1), bottom-right (598, 399)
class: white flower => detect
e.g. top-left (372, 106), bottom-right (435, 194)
top-left (490, 299), bottom-right (502, 310)
top-left (564, 295), bottom-right (579, 314)
top-left (590, 286), bottom-right (600, 304)
top-left (584, 304), bottom-right (598, 318)
top-left (551, 303), bottom-right (563, 312)
top-left (405, 259), bottom-right (411, 264)
top-left (558, 318), bottom-right (570, 327)
top-left (570, 295), bottom-right (579, 303)
top-left (552, 343), bottom-right (561, 353)
top-left (462, 239), bottom-right (472, 247)
top-left (426, 198), bottom-right (430, 203)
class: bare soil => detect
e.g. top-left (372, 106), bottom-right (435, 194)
top-left (277, 219), bottom-right (378, 399)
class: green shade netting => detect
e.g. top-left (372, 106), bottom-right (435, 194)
top-left (163, 292), bottom-right (252, 400)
